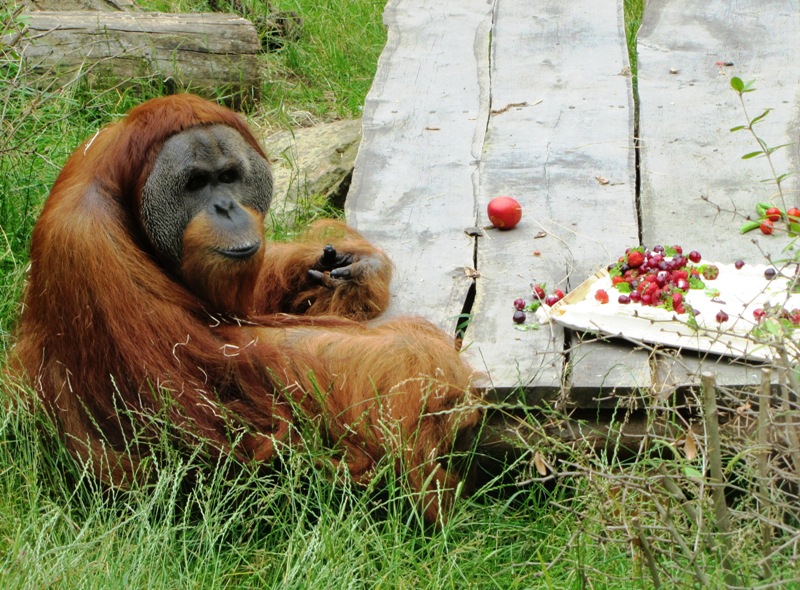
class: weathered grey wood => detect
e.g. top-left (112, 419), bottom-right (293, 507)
top-left (23, 0), bottom-right (137, 9)
top-left (567, 334), bottom-right (653, 407)
top-left (637, 0), bottom-right (800, 388)
top-left (346, 0), bottom-right (493, 337)
top-left (17, 11), bottom-right (260, 101)
top-left (348, 0), bottom-right (800, 406)
top-left (467, 0), bottom-right (645, 400)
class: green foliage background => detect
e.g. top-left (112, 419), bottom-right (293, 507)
top-left (2, 1), bottom-right (799, 588)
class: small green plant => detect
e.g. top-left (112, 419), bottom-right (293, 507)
top-left (729, 76), bottom-right (796, 234)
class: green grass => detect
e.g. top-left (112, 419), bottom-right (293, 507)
top-left (2, 0), bottom-right (799, 588)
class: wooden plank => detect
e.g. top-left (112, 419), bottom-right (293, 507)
top-left (346, 0), bottom-right (493, 337)
top-left (17, 12), bottom-right (260, 101)
top-left (637, 0), bottom-right (800, 386)
top-left (467, 0), bottom-right (646, 399)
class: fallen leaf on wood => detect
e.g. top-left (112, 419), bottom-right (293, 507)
top-left (684, 430), bottom-right (698, 460)
top-left (464, 226), bottom-right (485, 237)
top-left (533, 451), bottom-right (548, 476)
top-left (490, 101), bottom-right (528, 115)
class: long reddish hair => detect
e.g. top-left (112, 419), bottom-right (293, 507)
top-left (13, 95), bottom-right (292, 482)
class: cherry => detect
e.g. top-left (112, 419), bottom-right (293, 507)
top-left (532, 284), bottom-right (546, 300)
top-left (715, 310), bottom-right (729, 323)
top-left (760, 220), bottom-right (774, 235)
top-left (734, 259), bottom-right (744, 270)
top-left (618, 294), bottom-right (631, 304)
top-left (513, 310), bottom-right (526, 324)
top-left (764, 268), bottom-right (777, 280)
top-left (765, 206), bottom-right (782, 222)
top-left (688, 250), bottom-right (702, 263)
top-left (513, 298), bottom-right (526, 311)
top-left (544, 294), bottom-right (560, 306)
top-left (753, 308), bottom-right (766, 322)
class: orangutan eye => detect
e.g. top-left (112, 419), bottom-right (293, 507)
top-left (219, 168), bottom-right (238, 184)
top-left (186, 173), bottom-right (209, 191)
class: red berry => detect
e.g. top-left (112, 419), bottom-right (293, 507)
top-left (764, 268), bottom-right (777, 280)
top-left (553, 289), bottom-right (565, 301)
top-left (595, 289), bottom-right (609, 304)
top-left (787, 207), bottom-right (800, 222)
top-left (626, 250), bottom-right (645, 268)
top-left (672, 245), bottom-right (683, 254)
top-left (487, 196), bottom-right (522, 230)
top-left (672, 269), bottom-right (688, 281)
top-left (716, 310), bottom-right (729, 323)
top-left (513, 298), bottom-right (526, 311)
top-left (753, 308), bottom-right (766, 322)
top-left (544, 294), bottom-right (560, 306)
top-left (760, 220), bottom-right (774, 235)
top-left (513, 310), bottom-right (526, 324)
top-left (789, 309), bottom-right (800, 325)
top-left (532, 284), bottom-right (546, 300)
top-left (688, 250), bottom-right (702, 263)
top-left (734, 260), bottom-right (744, 270)
top-left (702, 265), bottom-right (719, 280)
top-left (618, 295), bottom-right (631, 304)
top-left (765, 207), bottom-right (782, 222)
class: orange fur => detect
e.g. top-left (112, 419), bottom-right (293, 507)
top-left (12, 94), bottom-right (481, 523)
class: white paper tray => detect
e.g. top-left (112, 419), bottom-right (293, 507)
top-left (537, 262), bottom-right (800, 361)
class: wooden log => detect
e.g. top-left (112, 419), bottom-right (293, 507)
top-left (637, 0), bottom-right (800, 389)
top-left (16, 11), bottom-right (261, 103)
top-left (467, 0), bottom-right (646, 402)
top-left (346, 0), bottom-right (492, 338)
top-left (22, 0), bottom-right (137, 10)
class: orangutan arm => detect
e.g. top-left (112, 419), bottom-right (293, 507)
top-left (255, 219), bottom-right (393, 320)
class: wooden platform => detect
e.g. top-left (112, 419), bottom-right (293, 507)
top-left (346, 0), bottom-right (800, 406)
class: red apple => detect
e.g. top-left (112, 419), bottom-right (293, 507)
top-left (487, 196), bottom-right (522, 230)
